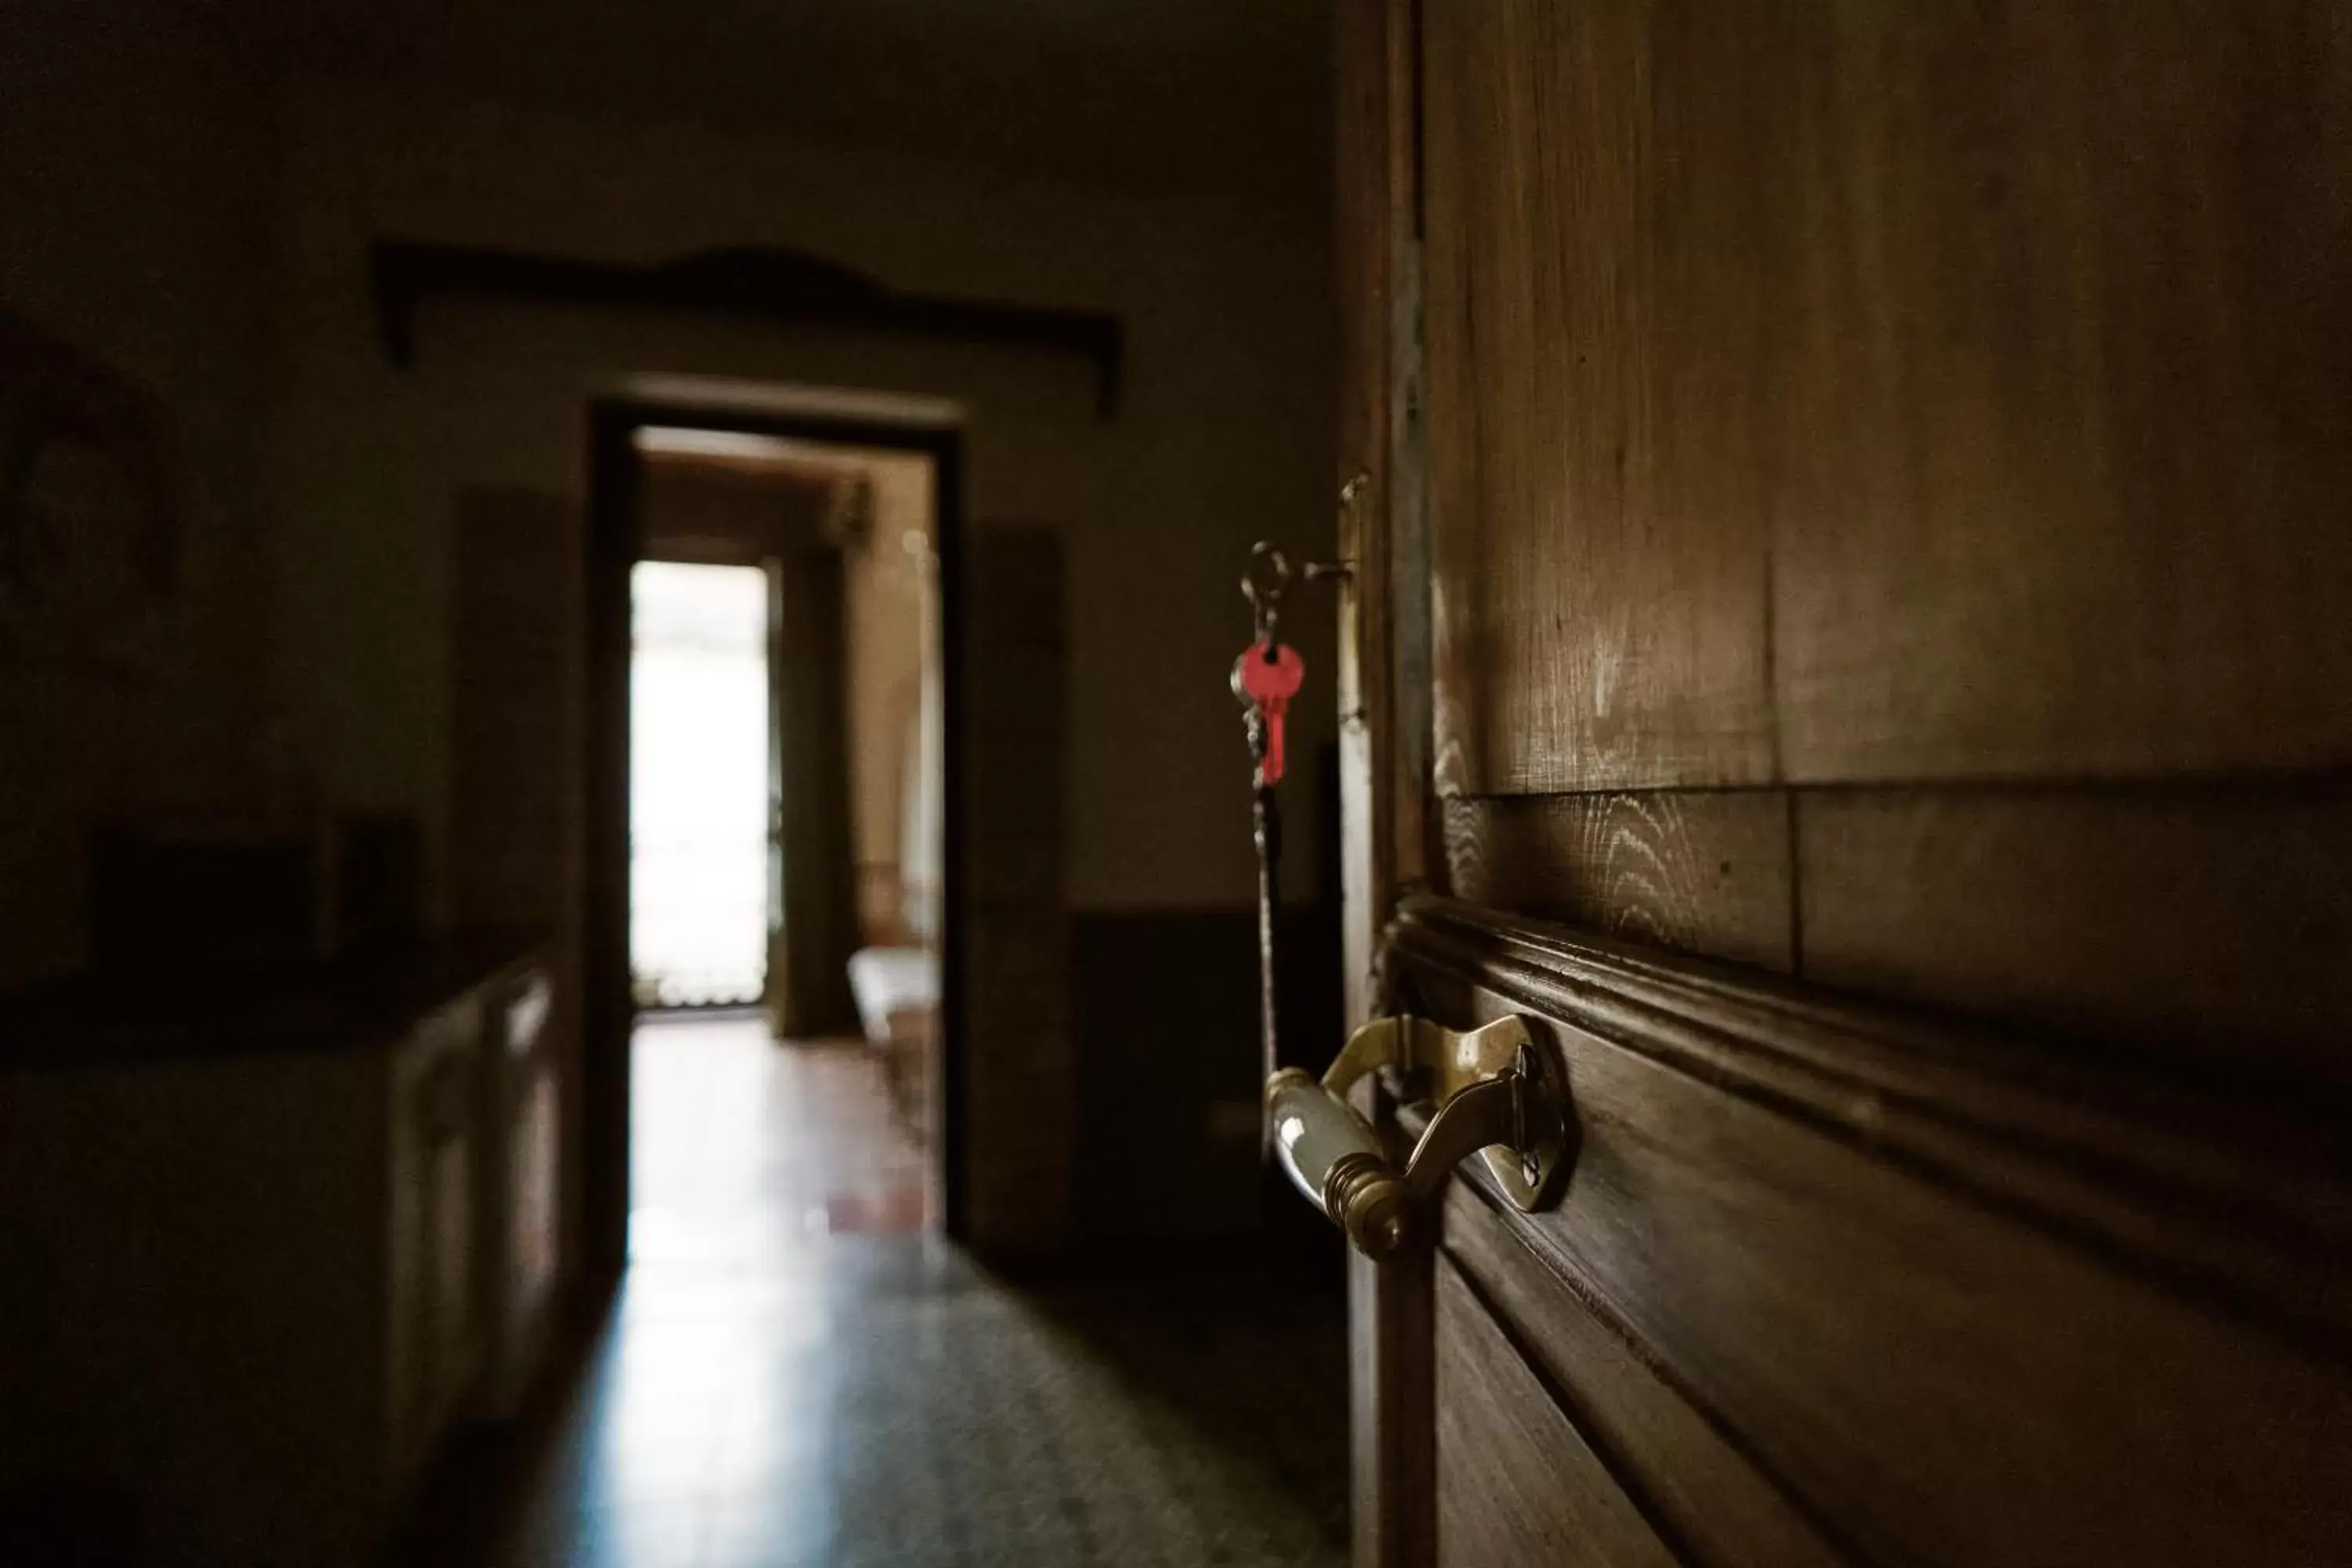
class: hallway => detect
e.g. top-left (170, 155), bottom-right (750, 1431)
top-left (477, 1018), bottom-right (1348, 1567)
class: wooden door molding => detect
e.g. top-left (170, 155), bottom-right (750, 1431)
top-left (1381, 892), bottom-right (2352, 1567)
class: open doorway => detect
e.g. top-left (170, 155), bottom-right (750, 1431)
top-left (584, 402), bottom-right (963, 1286)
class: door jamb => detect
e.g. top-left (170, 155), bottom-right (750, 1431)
top-left (1335, 0), bottom-right (1436, 1563)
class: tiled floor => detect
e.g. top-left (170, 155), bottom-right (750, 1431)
top-left (629, 1017), bottom-right (930, 1246)
top-left (459, 1017), bottom-right (1349, 1568)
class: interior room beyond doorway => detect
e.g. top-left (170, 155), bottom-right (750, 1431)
top-left (626, 423), bottom-right (947, 1249)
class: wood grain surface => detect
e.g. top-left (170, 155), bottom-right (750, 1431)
top-left (1439, 782), bottom-right (2352, 1081)
top-left (1766, 2), bottom-right (2352, 782)
top-left (1434, 1255), bottom-right (1680, 1568)
top-left (1352, 1204), bottom-right (1435, 1568)
top-left (1441, 1181), bottom-right (1849, 1568)
top-left (1422, 0), bottom-right (1776, 797)
top-left (1394, 895), bottom-right (2352, 1345)
top-left (1393, 898), bottom-right (2352, 1568)
top-left (1796, 783), bottom-right (2352, 1081)
top-left (1420, 0), bottom-right (2352, 795)
top-left (1442, 793), bottom-right (1795, 975)
top-left (1352, 5), bottom-right (2352, 1563)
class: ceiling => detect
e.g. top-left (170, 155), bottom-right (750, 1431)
top-left (266, 0), bottom-right (1334, 204)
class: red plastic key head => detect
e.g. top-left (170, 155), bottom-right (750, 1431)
top-left (1234, 640), bottom-right (1306, 783)
top-left (1236, 639), bottom-right (1305, 704)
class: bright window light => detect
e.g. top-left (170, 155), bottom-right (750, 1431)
top-left (631, 561), bottom-right (771, 1008)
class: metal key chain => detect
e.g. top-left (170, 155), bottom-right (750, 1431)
top-left (1235, 544), bottom-right (1301, 1100)
top-left (1232, 525), bottom-right (1355, 1118)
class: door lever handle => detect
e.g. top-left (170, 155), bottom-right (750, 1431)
top-left (1265, 1014), bottom-right (1570, 1258)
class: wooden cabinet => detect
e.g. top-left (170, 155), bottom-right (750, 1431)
top-left (0, 946), bottom-right (548, 1568)
top-left (474, 970), bottom-right (561, 1419)
top-left (386, 997), bottom-right (485, 1492)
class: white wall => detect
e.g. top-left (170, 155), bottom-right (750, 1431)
top-left (840, 451), bottom-right (936, 942)
top-left (265, 78), bottom-right (1338, 922)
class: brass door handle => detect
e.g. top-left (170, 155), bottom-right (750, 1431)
top-left (1265, 1014), bottom-right (1570, 1258)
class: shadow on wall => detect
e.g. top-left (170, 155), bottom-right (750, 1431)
top-left (1071, 745), bottom-right (1345, 1249)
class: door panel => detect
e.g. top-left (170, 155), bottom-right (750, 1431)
top-left (1442, 782), bottom-right (2352, 1081)
top-left (1433, 1258), bottom-right (1678, 1568)
top-left (1755, 3), bottom-right (2352, 783)
top-left (1441, 1185), bottom-right (1842, 1568)
top-left (1340, 3), bottom-right (2352, 1566)
top-left (1794, 786), bottom-right (2352, 1080)
top-left (1439, 793), bottom-right (1798, 976)
top-left (1421, 0), bottom-right (2352, 793)
top-left (1394, 901), bottom-right (2352, 1567)
top-left (1422, 0), bottom-right (1777, 797)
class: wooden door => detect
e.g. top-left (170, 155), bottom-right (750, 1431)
top-left (1332, 4), bottom-right (2352, 1565)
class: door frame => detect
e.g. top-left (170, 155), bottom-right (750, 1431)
top-left (583, 398), bottom-right (969, 1287)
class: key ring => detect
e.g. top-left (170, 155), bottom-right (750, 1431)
top-left (1243, 540), bottom-right (1291, 653)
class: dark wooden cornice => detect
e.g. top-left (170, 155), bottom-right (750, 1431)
top-left (369, 238), bottom-right (1125, 415)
